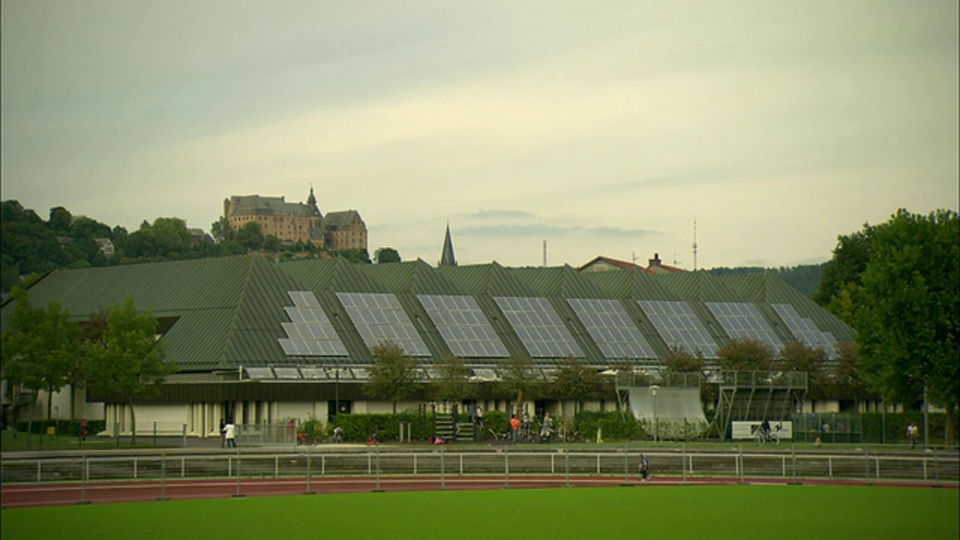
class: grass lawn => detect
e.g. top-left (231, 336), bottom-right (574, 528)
top-left (2, 485), bottom-right (956, 539)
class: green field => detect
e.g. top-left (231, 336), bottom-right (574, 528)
top-left (2, 485), bottom-right (956, 539)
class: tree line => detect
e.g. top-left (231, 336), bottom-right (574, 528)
top-left (1, 290), bottom-right (174, 447)
top-left (1, 200), bottom-right (391, 293)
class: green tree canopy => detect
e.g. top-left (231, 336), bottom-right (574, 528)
top-left (551, 356), bottom-right (603, 413)
top-left (84, 296), bottom-right (175, 441)
top-left (495, 353), bottom-right (543, 404)
top-left (431, 354), bottom-right (472, 404)
top-left (777, 340), bottom-right (828, 399)
top-left (715, 338), bottom-right (775, 372)
top-left (1, 289), bottom-right (79, 445)
top-left (363, 341), bottom-right (421, 413)
top-left (855, 209), bottom-right (958, 444)
top-left (374, 247), bottom-right (401, 264)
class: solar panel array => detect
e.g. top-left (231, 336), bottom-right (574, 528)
top-left (568, 298), bottom-right (656, 359)
top-left (278, 291), bottom-right (349, 356)
top-left (336, 292), bottom-right (432, 356)
top-left (706, 302), bottom-right (784, 352)
top-left (772, 304), bottom-right (838, 358)
top-left (417, 295), bottom-right (509, 358)
top-left (494, 297), bottom-right (584, 358)
top-left (637, 300), bottom-right (719, 358)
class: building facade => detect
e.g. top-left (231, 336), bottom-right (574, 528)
top-left (223, 188), bottom-right (368, 251)
top-left (1, 254), bottom-right (858, 437)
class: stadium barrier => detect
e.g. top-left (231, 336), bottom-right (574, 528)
top-left (2, 447), bottom-right (957, 486)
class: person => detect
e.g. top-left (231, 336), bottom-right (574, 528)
top-left (761, 419), bottom-right (771, 442)
top-left (476, 405), bottom-right (484, 429)
top-left (639, 454), bottom-right (649, 481)
top-left (219, 418), bottom-right (226, 448)
top-left (368, 432), bottom-right (378, 446)
top-left (224, 419), bottom-right (237, 448)
top-left (333, 425), bottom-right (344, 444)
top-left (907, 422), bottom-right (919, 449)
top-left (510, 415), bottom-right (520, 443)
top-left (522, 413), bottom-right (532, 441)
top-left (540, 413), bottom-right (553, 442)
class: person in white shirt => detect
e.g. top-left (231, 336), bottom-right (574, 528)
top-left (224, 420), bottom-right (237, 448)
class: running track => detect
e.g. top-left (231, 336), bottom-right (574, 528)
top-left (3, 475), bottom-right (955, 508)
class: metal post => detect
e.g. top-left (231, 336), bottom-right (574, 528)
top-left (503, 445), bottom-right (511, 489)
top-left (923, 385), bottom-right (929, 451)
top-left (182, 424), bottom-right (187, 448)
top-left (77, 455), bottom-right (90, 505)
top-left (738, 444), bottom-right (744, 484)
top-left (652, 386), bottom-right (659, 443)
top-left (157, 454), bottom-right (169, 500)
top-left (621, 445), bottom-right (631, 486)
top-left (439, 444), bottom-right (447, 491)
top-left (372, 442), bottom-right (384, 492)
top-left (304, 447), bottom-right (314, 494)
top-left (153, 421), bottom-right (158, 448)
top-left (682, 443), bottom-right (688, 484)
top-left (564, 439), bottom-right (571, 488)
top-left (233, 449), bottom-right (245, 497)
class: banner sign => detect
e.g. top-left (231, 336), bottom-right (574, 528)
top-left (732, 420), bottom-right (793, 440)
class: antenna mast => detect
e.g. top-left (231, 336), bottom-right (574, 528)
top-left (692, 219), bottom-right (699, 271)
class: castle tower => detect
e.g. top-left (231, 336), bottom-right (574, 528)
top-left (439, 223), bottom-right (457, 267)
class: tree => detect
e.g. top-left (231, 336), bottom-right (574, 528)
top-left (813, 227), bottom-right (874, 325)
top-left (0, 289), bottom-right (79, 446)
top-left (363, 341), bottom-right (421, 413)
top-left (431, 355), bottom-right (472, 404)
top-left (210, 216), bottom-right (235, 243)
top-left (777, 341), bottom-right (828, 399)
top-left (236, 222), bottom-right (264, 251)
top-left (855, 209), bottom-right (958, 445)
top-left (84, 296), bottom-right (175, 443)
top-left (495, 353), bottom-right (543, 408)
top-left (48, 206), bottom-right (73, 233)
top-left (828, 340), bottom-right (871, 409)
top-left (551, 356), bottom-right (602, 414)
top-left (715, 338), bottom-right (775, 372)
top-left (374, 247), bottom-right (401, 264)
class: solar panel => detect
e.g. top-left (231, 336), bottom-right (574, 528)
top-left (771, 304), bottom-right (837, 358)
top-left (706, 302), bottom-right (783, 352)
top-left (336, 292), bottom-right (432, 356)
top-left (637, 300), bottom-right (719, 358)
top-left (277, 291), bottom-right (348, 357)
top-left (568, 298), bottom-right (657, 359)
top-left (417, 295), bottom-right (509, 358)
top-left (494, 297), bottom-right (584, 358)
top-left (245, 367), bottom-right (275, 380)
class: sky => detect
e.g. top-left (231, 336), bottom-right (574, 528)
top-left (2, 1), bottom-right (957, 270)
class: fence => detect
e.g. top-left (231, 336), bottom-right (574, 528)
top-left (3, 447), bottom-right (957, 487)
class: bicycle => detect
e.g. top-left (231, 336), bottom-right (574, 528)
top-left (753, 426), bottom-right (780, 446)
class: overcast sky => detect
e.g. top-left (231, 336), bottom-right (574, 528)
top-left (2, 1), bottom-right (957, 269)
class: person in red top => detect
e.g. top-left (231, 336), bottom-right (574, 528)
top-left (510, 415), bottom-right (520, 443)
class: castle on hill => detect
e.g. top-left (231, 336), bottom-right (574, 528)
top-left (223, 187), bottom-right (367, 251)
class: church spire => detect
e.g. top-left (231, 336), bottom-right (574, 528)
top-left (307, 184), bottom-right (317, 207)
top-left (439, 222), bottom-right (457, 267)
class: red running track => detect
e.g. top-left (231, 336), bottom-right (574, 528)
top-left (2, 475), bottom-right (954, 508)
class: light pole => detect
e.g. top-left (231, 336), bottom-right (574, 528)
top-left (651, 385), bottom-right (659, 443)
top-left (334, 368), bottom-right (340, 424)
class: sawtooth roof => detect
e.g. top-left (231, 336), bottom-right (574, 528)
top-left (2, 255), bottom-right (856, 372)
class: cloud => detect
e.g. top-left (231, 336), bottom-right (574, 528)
top-left (469, 209), bottom-right (536, 220)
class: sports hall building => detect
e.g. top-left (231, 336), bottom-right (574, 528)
top-left (0, 254), bottom-right (854, 438)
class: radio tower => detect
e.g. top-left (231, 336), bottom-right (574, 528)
top-left (692, 219), bottom-right (699, 271)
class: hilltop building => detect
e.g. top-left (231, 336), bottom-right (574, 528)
top-left (223, 187), bottom-right (367, 251)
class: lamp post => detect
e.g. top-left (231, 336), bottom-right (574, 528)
top-left (334, 368), bottom-right (340, 423)
top-left (650, 385), bottom-right (659, 443)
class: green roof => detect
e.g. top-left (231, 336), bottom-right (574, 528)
top-left (2, 255), bottom-right (855, 372)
